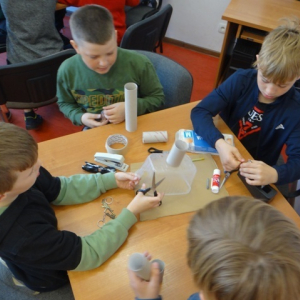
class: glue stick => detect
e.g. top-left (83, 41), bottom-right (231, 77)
top-left (211, 169), bottom-right (221, 193)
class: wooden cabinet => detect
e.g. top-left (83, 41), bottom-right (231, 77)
top-left (215, 0), bottom-right (300, 87)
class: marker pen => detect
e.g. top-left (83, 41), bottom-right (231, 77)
top-left (211, 169), bottom-right (221, 193)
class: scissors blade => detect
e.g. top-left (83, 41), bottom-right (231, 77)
top-left (151, 172), bottom-right (165, 196)
top-left (154, 177), bottom-right (165, 189)
top-left (219, 172), bottom-right (231, 190)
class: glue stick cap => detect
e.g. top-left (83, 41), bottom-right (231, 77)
top-left (211, 169), bottom-right (221, 194)
top-left (213, 169), bottom-right (221, 176)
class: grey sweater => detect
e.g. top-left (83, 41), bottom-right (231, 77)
top-left (0, 0), bottom-right (63, 63)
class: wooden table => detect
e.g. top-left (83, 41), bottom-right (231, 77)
top-left (38, 102), bottom-right (300, 300)
top-left (215, 0), bottom-right (300, 87)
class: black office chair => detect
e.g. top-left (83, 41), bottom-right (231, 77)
top-left (120, 4), bottom-right (173, 53)
top-left (125, 0), bottom-right (163, 28)
top-left (276, 155), bottom-right (300, 207)
top-left (0, 49), bottom-right (76, 122)
top-left (135, 50), bottom-right (193, 108)
top-left (0, 14), bottom-right (6, 54)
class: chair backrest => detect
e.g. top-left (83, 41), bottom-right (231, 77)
top-left (0, 49), bottom-right (76, 109)
top-left (125, 0), bottom-right (163, 28)
top-left (135, 50), bottom-right (193, 108)
top-left (121, 4), bottom-right (173, 52)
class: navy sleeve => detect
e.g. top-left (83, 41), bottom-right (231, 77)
top-left (33, 166), bottom-right (61, 202)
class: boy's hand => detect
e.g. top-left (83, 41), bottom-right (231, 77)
top-left (128, 254), bottom-right (161, 299)
top-left (239, 160), bottom-right (278, 185)
top-left (127, 184), bottom-right (164, 216)
top-left (215, 138), bottom-right (245, 171)
top-left (81, 113), bottom-right (109, 128)
top-left (115, 172), bottom-right (140, 190)
top-left (102, 102), bottom-right (125, 124)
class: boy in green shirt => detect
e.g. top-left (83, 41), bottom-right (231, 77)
top-left (57, 5), bottom-right (164, 129)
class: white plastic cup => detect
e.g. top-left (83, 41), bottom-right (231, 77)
top-left (166, 140), bottom-right (188, 167)
top-left (125, 82), bottom-right (138, 132)
top-left (128, 253), bottom-right (151, 281)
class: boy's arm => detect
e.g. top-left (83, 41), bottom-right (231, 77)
top-left (273, 123), bottom-right (300, 185)
top-left (191, 72), bottom-right (246, 171)
top-left (137, 60), bottom-right (165, 115)
top-left (74, 188), bottom-right (163, 271)
top-left (52, 172), bottom-right (117, 206)
top-left (57, 66), bottom-right (85, 125)
top-left (191, 88), bottom-right (229, 148)
top-left (75, 208), bottom-right (137, 270)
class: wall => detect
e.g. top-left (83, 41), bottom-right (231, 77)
top-left (162, 0), bottom-right (231, 53)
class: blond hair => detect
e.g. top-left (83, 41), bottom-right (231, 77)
top-left (254, 17), bottom-right (300, 83)
top-left (70, 5), bottom-right (115, 46)
top-left (0, 123), bottom-right (38, 194)
top-left (187, 196), bottom-right (300, 300)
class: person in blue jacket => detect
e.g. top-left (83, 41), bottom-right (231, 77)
top-left (191, 18), bottom-right (300, 188)
top-left (128, 196), bottom-right (300, 300)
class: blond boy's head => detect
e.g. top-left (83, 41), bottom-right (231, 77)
top-left (187, 196), bottom-right (300, 300)
top-left (254, 17), bottom-right (300, 83)
top-left (70, 5), bottom-right (115, 46)
top-left (0, 123), bottom-right (37, 194)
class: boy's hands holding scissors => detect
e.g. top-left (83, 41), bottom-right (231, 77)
top-left (127, 184), bottom-right (164, 216)
top-left (81, 112), bottom-right (109, 128)
top-left (102, 102), bottom-right (125, 124)
top-left (215, 138), bottom-right (245, 171)
top-left (239, 160), bottom-right (278, 186)
top-left (115, 172), bottom-right (140, 190)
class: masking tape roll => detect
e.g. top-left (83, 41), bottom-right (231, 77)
top-left (105, 134), bottom-right (128, 155)
top-left (142, 131), bottom-right (168, 143)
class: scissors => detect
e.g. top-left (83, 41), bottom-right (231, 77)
top-left (219, 169), bottom-right (238, 190)
top-left (82, 162), bottom-right (116, 174)
top-left (147, 147), bottom-right (165, 154)
top-left (136, 172), bottom-right (165, 205)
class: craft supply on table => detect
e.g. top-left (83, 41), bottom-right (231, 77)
top-left (175, 129), bottom-right (234, 155)
top-left (97, 197), bottom-right (116, 228)
top-left (125, 82), bottom-right (138, 132)
top-left (105, 134), bottom-right (128, 155)
top-left (142, 131), bottom-right (168, 143)
top-left (166, 140), bottom-right (189, 167)
top-left (211, 169), bottom-right (221, 194)
top-left (135, 152), bottom-right (196, 196)
top-left (128, 253), bottom-right (165, 281)
top-left (136, 172), bottom-right (165, 206)
top-left (82, 161), bottom-right (116, 174)
top-left (206, 178), bottom-right (210, 189)
top-left (94, 152), bottom-right (129, 172)
top-left (147, 147), bottom-right (168, 154)
top-left (131, 154), bottom-right (229, 221)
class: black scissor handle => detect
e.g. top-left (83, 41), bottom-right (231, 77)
top-left (136, 187), bottom-right (151, 195)
top-left (148, 147), bottom-right (163, 154)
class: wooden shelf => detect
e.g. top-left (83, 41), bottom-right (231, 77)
top-left (240, 26), bottom-right (267, 44)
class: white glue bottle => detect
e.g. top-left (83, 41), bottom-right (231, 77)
top-left (211, 169), bottom-right (221, 193)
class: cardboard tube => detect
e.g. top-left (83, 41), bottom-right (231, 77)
top-left (125, 82), bottom-right (138, 132)
top-left (166, 140), bottom-right (188, 167)
top-left (142, 131), bottom-right (168, 143)
top-left (128, 253), bottom-right (151, 281)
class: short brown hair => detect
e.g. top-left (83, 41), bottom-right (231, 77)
top-left (187, 196), bottom-right (300, 300)
top-left (0, 123), bottom-right (38, 194)
top-left (70, 5), bottom-right (115, 46)
top-left (254, 17), bottom-right (300, 83)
